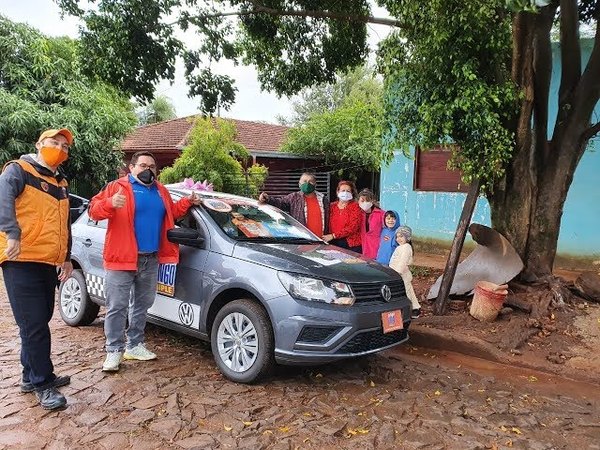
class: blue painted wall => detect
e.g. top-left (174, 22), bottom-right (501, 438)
top-left (380, 40), bottom-right (600, 259)
top-left (380, 152), bottom-right (490, 243)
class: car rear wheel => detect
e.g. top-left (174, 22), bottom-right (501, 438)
top-left (58, 270), bottom-right (100, 326)
top-left (211, 299), bottom-right (274, 383)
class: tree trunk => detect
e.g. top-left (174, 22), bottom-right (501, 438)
top-left (490, 6), bottom-right (597, 281)
top-left (490, 138), bottom-right (583, 280)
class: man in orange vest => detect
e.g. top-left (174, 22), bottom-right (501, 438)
top-left (0, 128), bottom-right (74, 410)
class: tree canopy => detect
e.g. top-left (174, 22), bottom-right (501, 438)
top-left (278, 65), bottom-right (382, 126)
top-left (0, 15), bottom-right (137, 192)
top-left (56, 0), bottom-right (375, 112)
top-left (159, 117), bottom-right (268, 196)
top-left (281, 66), bottom-right (384, 174)
top-left (136, 95), bottom-right (177, 125)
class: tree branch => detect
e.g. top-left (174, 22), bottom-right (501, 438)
top-left (568, 17), bottom-right (600, 134)
top-left (582, 122), bottom-right (600, 141)
top-left (194, 1), bottom-right (403, 27)
top-left (558, 0), bottom-right (581, 108)
top-left (533, 6), bottom-right (556, 164)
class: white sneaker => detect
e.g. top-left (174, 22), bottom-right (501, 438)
top-left (123, 343), bottom-right (157, 361)
top-left (102, 352), bottom-right (123, 372)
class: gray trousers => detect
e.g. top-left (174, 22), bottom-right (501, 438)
top-left (104, 254), bottom-right (159, 353)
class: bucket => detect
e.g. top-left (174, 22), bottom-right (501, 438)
top-left (469, 281), bottom-right (509, 322)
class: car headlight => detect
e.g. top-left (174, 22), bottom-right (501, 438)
top-left (277, 272), bottom-right (355, 306)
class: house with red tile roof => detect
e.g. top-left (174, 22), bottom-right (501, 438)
top-left (119, 115), bottom-right (330, 195)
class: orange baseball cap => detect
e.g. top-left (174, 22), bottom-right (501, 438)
top-left (37, 128), bottom-right (74, 146)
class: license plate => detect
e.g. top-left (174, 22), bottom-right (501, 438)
top-left (381, 310), bottom-right (404, 334)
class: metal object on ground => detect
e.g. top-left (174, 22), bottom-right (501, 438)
top-left (427, 223), bottom-right (523, 299)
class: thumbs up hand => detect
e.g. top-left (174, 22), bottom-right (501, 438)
top-left (112, 186), bottom-right (126, 208)
top-left (187, 191), bottom-right (201, 205)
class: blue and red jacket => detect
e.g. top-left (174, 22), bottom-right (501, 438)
top-left (89, 176), bottom-right (191, 270)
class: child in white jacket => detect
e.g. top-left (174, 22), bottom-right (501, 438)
top-left (389, 226), bottom-right (422, 319)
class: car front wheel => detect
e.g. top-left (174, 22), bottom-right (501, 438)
top-left (211, 299), bottom-right (275, 383)
top-left (58, 269), bottom-right (100, 326)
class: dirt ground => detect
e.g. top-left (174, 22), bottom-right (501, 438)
top-left (1, 266), bottom-right (600, 449)
top-left (410, 262), bottom-right (600, 384)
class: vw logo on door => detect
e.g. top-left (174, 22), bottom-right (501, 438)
top-left (178, 302), bottom-right (194, 327)
top-left (381, 285), bottom-right (392, 302)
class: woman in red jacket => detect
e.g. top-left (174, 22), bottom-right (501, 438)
top-left (323, 181), bottom-right (362, 253)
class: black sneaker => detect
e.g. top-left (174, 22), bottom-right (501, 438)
top-left (35, 387), bottom-right (67, 410)
top-left (21, 375), bottom-right (71, 393)
top-left (411, 309), bottom-right (421, 319)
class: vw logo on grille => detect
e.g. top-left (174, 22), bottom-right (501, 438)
top-left (381, 285), bottom-right (392, 302)
top-left (178, 302), bottom-right (194, 327)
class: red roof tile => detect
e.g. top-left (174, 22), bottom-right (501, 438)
top-left (120, 115), bottom-right (290, 154)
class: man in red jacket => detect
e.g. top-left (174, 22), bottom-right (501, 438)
top-left (89, 151), bottom-right (200, 372)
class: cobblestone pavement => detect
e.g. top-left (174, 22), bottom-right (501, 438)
top-left (1, 283), bottom-right (599, 449)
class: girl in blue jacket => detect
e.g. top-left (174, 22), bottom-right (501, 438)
top-left (376, 210), bottom-right (401, 265)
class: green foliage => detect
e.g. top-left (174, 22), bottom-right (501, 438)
top-left (0, 16), bottom-right (137, 191)
top-left (57, 0), bottom-right (370, 113)
top-left (378, 0), bottom-right (518, 192)
top-left (57, 0), bottom-right (182, 103)
top-left (159, 117), bottom-right (268, 196)
top-left (280, 65), bottom-right (382, 126)
top-left (282, 67), bottom-right (384, 175)
top-left (136, 95), bottom-right (177, 125)
top-left (237, 1), bottom-right (369, 96)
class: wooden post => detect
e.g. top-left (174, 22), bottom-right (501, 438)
top-left (433, 179), bottom-right (481, 315)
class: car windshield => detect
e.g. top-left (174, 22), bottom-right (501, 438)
top-left (199, 195), bottom-right (321, 242)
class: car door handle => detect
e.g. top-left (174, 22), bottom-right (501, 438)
top-left (83, 239), bottom-right (93, 247)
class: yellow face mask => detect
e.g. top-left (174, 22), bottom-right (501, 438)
top-left (40, 146), bottom-right (68, 167)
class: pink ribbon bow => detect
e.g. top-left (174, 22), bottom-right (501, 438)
top-left (178, 178), bottom-right (214, 191)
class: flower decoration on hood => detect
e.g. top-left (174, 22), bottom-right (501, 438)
top-left (177, 178), bottom-right (214, 191)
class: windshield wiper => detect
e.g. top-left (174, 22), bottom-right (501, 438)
top-left (236, 236), bottom-right (322, 244)
top-left (274, 237), bottom-right (323, 244)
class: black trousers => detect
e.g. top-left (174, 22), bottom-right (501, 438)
top-left (2, 261), bottom-right (58, 389)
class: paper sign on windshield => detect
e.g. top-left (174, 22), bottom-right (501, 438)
top-left (157, 263), bottom-right (177, 297)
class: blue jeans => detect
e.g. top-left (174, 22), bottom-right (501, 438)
top-left (2, 261), bottom-right (59, 389)
top-left (104, 254), bottom-right (159, 353)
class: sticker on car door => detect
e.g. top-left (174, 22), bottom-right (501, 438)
top-left (157, 263), bottom-right (177, 297)
top-left (149, 295), bottom-right (201, 329)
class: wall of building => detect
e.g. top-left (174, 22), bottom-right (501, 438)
top-left (379, 152), bottom-right (491, 244)
top-left (379, 40), bottom-right (600, 264)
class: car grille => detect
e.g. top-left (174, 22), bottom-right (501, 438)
top-left (336, 328), bottom-right (408, 354)
top-left (350, 280), bottom-right (406, 304)
top-left (297, 326), bottom-right (341, 343)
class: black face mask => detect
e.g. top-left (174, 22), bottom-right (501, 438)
top-left (137, 168), bottom-right (156, 185)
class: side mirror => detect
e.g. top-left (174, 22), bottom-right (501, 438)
top-left (167, 227), bottom-right (205, 248)
top-left (77, 200), bottom-right (89, 213)
top-left (69, 200), bottom-right (89, 223)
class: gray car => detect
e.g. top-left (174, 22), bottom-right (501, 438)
top-left (59, 188), bottom-right (412, 383)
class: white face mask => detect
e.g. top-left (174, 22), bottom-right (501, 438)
top-left (337, 191), bottom-right (353, 202)
top-left (359, 201), bottom-right (373, 212)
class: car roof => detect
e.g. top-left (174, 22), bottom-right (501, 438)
top-left (165, 185), bottom-right (259, 205)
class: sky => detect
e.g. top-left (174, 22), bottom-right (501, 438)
top-left (2, 0), bottom-right (390, 124)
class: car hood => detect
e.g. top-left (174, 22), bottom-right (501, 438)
top-left (232, 242), bottom-right (401, 283)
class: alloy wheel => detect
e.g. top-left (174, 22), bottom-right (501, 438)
top-left (60, 277), bottom-right (82, 319)
top-left (216, 312), bottom-right (259, 372)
